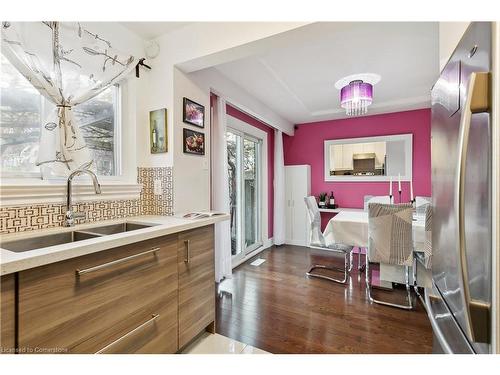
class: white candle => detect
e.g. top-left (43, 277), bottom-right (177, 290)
top-left (389, 176), bottom-right (393, 196)
top-left (410, 180), bottom-right (414, 201)
top-left (398, 173), bottom-right (401, 192)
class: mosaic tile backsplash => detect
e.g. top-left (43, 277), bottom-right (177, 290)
top-left (0, 167), bottom-right (173, 234)
top-left (138, 167), bottom-right (173, 216)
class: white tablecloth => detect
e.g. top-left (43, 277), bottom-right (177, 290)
top-left (323, 210), bottom-right (426, 251)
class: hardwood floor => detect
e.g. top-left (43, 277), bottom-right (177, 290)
top-left (216, 245), bottom-right (433, 354)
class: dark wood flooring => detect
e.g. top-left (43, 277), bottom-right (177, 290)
top-left (215, 245), bottom-right (433, 354)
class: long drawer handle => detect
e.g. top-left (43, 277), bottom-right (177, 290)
top-left (184, 240), bottom-right (190, 263)
top-left (95, 314), bottom-right (160, 354)
top-left (76, 247), bottom-right (160, 276)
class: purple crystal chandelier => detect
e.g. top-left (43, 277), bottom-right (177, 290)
top-left (340, 80), bottom-right (373, 116)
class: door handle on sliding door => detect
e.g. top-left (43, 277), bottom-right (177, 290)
top-left (455, 71), bottom-right (490, 343)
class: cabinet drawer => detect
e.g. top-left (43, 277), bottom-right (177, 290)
top-left (178, 225), bottom-right (215, 348)
top-left (1, 274), bottom-right (15, 354)
top-left (90, 297), bottom-right (178, 354)
top-left (18, 234), bottom-right (178, 354)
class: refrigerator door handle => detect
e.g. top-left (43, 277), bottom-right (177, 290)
top-left (455, 71), bottom-right (491, 343)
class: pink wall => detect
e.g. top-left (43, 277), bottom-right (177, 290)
top-left (226, 104), bottom-right (275, 239)
top-left (283, 109), bottom-right (432, 228)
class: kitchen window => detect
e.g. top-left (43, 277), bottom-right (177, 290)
top-left (0, 54), bottom-right (121, 178)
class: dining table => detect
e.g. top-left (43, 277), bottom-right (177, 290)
top-left (322, 208), bottom-right (430, 286)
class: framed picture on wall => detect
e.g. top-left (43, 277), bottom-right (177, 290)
top-left (183, 128), bottom-right (205, 155)
top-left (183, 97), bottom-right (205, 128)
top-left (149, 108), bottom-right (167, 153)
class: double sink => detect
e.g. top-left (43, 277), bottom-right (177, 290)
top-left (1, 222), bottom-right (155, 253)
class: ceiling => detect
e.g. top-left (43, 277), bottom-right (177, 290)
top-left (213, 22), bottom-right (439, 124)
top-left (120, 22), bottom-right (191, 39)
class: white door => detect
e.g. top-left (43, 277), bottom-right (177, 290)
top-left (226, 128), bottom-right (263, 265)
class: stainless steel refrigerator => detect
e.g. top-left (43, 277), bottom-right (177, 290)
top-left (427, 22), bottom-right (492, 354)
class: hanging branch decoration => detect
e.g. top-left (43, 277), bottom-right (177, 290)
top-left (82, 28), bottom-right (112, 48)
top-left (1, 21), bottom-right (136, 176)
top-left (82, 46), bottom-right (134, 72)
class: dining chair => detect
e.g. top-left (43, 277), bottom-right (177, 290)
top-left (413, 204), bottom-right (432, 298)
top-left (366, 202), bottom-right (414, 309)
top-left (304, 196), bottom-right (354, 284)
top-left (415, 196), bottom-right (431, 216)
top-left (363, 195), bottom-right (391, 211)
top-left (360, 195), bottom-right (391, 272)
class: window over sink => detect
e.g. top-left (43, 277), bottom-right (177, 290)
top-left (0, 54), bottom-right (121, 178)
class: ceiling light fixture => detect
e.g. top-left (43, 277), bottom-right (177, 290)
top-left (335, 73), bottom-right (381, 116)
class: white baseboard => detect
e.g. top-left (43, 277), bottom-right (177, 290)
top-left (232, 237), bottom-right (274, 269)
top-left (284, 238), bottom-right (307, 246)
top-left (263, 237), bottom-right (274, 249)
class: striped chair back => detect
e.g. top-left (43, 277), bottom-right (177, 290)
top-left (422, 204), bottom-right (432, 269)
top-left (368, 203), bottom-right (413, 267)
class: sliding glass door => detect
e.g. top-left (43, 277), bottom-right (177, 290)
top-left (226, 129), bottom-right (262, 263)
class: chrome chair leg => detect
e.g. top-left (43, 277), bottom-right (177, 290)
top-left (365, 252), bottom-right (414, 310)
top-left (357, 248), bottom-right (366, 272)
top-left (307, 251), bottom-right (350, 285)
top-left (413, 255), bottom-right (421, 298)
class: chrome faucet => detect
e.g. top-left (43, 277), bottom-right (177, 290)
top-left (65, 169), bottom-right (102, 227)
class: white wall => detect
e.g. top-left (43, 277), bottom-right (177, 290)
top-left (439, 22), bottom-right (470, 71)
top-left (172, 68), bottom-right (211, 214)
top-left (191, 68), bottom-right (294, 135)
top-left (135, 22), bottom-right (307, 213)
top-left (137, 22), bottom-right (307, 169)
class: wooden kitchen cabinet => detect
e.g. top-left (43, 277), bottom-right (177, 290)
top-left (177, 225), bottom-right (215, 349)
top-left (18, 234), bottom-right (179, 354)
top-left (5, 224), bottom-right (216, 354)
top-left (341, 144), bottom-right (354, 170)
top-left (331, 145), bottom-right (343, 171)
top-left (0, 274), bottom-right (15, 354)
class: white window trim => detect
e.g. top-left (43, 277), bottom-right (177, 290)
top-left (0, 76), bottom-right (141, 205)
top-left (0, 183), bottom-right (142, 207)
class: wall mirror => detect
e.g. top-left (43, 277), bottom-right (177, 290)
top-left (324, 134), bottom-right (412, 182)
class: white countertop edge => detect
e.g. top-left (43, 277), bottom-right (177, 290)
top-left (0, 214), bottom-right (229, 276)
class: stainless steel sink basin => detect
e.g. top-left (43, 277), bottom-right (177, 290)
top-left (82, 222), bottom-right (155, 235)
top-left (1, 231), bottom-right (100, 252)
top-left (1, 222), bottom-right (156, 253)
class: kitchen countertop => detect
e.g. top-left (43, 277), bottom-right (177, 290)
top-left (0, 214), bottom-right (229, 276)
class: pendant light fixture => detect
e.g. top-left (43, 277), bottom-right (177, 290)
top-left (335, 73), bottom-right (381, 116)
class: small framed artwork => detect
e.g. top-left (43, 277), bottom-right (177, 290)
top-left (149, 108), bottom-right (167, 153)
top-left (183, 128), bottom-right (205, 156)
top-left (183, 97), bottom-right (205, 128)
